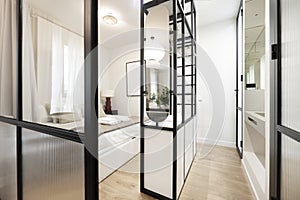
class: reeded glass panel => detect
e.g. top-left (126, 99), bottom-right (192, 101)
top-left (0, 0), bottom-right (17, 118)
top-left (22, 0), bottom-right (85, 131)
top-left (22, 129), bottom-right (84, 200)
top-left (281, 0), bottom-right (300, 132)
top-left (281, 134), bottom-right (300, 200)
top-left (0, 122), bottom-right (17, 200)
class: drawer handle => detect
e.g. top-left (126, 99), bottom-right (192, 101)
top-left (248, 117), bottom-right (257, 125)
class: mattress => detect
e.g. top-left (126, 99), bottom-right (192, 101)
top-left (99, 116), bottom-right (140, 135)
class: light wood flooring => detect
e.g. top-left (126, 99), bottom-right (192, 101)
top-left (99, 144), bottom-right (253, 200)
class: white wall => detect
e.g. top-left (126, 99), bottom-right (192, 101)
top-left (196, 19), bottom-right (237, 147)
top-left (100, 49), bottom-right (140, 117)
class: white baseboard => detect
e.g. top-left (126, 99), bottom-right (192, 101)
top-left (197, 138), bottom-right (235, 148)
top-left (242, 159), bottom-right (259, 200)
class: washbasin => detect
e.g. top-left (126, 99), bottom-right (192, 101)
top-left (255, 112), bottom-right (265, 118)
top-left (245, 111), bottom-right (265, 137)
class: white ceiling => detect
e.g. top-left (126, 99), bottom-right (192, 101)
top-left (29, 0), bottom-right (84, 35)
top-left (245, 0), bottom-right (265, 67)
top-left (28, 0), bottom-right (241, 49)
top-left (196, 0), bottom-right (240, 27)
top-left (99, 0), bottom-right (140, 46)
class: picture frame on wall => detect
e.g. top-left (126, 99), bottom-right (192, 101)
top-left (126, 60), bottom-right (145, 97)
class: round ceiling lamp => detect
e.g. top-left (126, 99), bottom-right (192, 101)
top-left (144, 36), bottom-right (166, 61)
top-left (103, 14), bottom-right (118, 25)
top-left (144, 5), bottom-right (169, 62)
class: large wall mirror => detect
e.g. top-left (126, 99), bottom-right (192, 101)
top-left (144, 3), bottom-right (171, 124)
top-left (245, 0), bottom-right (265, 90)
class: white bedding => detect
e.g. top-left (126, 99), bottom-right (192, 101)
top-left (98, 115), bottom-right (130, 125)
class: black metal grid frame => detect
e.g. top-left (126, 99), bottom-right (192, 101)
top-left (140, 0), bottom-right (197, 199)
top-left (0, 0), bottom-right (99, 199)
top-left (270, 0), bottom-right (300, 199)
top-left (235, 1), bottom-right (243, 159)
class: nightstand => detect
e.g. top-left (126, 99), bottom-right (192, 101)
top-left (105, 110), bottom-right (118, 115)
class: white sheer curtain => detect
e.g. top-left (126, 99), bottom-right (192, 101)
top-left (0, 0), bottom-right (17, 117)
top-left (50, 24), bottom-right (64, 114)
top-left (50, 24), bottom-right (84, 114)
top-left (63, 33), bottom-right (84, 113)
top-left (22, 3), bottom-right (38, 121)
top-left (37, 17), bottom-right (52, 107)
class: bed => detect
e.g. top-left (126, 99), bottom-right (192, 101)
top-left (37, 103), bottom-right (141, 182)
top-left (98, 115), bottom-right (140, 182)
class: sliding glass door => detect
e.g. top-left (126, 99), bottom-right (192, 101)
top-left (236, 3), bottom-right (243, 158)
top-left (270, 0), bottom-right (300, 199)
top-left (0, 0), bottom-right (98, 199)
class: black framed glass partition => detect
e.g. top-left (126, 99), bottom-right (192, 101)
top-left (236, 2), bottom-right (243, 158)
top-left (0, 0), bottom-right (98, 199)
top-left (140, 0), bottom-right (197, 199)
top-left (270, 0), bottom-right (300, 199)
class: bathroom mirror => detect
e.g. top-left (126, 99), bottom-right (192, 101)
top-left (144, 3), bottom-right (171, 123)
top-left (145, 61), bottom-right (170, 122)
top-left (245, 0), bottom-right (265, 90)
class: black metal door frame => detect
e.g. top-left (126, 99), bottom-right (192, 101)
top-left (270, 0), bottom-right (300, 199)
top-left (0, 0), bottom-right (99, 199)
top-left (235, 1), bottom-right (243, 158)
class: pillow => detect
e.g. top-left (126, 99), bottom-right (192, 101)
top-left (99, 103), bottom-right (106, 117)
top-left (53, 113), bottom-right (81, 124)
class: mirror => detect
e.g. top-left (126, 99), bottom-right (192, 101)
top-left (245, 0), bottom-right (265, 90)
top-left (144, 3), bottom-right (171, 123)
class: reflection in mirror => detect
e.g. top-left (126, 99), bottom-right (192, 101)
top-left (145, 3), bottom-right (171, 125)
top-left (22, 0), bottom-right (84, 131)
top-left (146, 61), bottom-right (170, 123)
top-left (245, 0), bottom-right (265, 90)
top-left (0, 0), bottom-right (17, 118)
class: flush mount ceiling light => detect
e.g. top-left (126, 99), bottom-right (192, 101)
top-left (103, 14), bottom-right (118, 25)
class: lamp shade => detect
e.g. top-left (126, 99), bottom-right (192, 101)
top-left (144, 5), bottom-right (169, 62)
top-left (144, 43), bottom-right (166, 61)
top-left (101, 90), bottom-right (115, 97)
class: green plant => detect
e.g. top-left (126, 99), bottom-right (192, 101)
top-left (158, 87), bottom-right (170, 106)
top-left (146, 86), bottom-right (170, 108)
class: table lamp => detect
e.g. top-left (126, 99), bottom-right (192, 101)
top-left (101, 90), bottom-right (115, 114)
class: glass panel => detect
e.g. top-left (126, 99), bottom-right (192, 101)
top-left (237, 7), bottom-right (243, 108)
top-left (22, 0), bottom-right (85, 131)
top-left (0, 0), bottom-right (17, 118)
top-left (0, 122), bottom-right (17, 200)
top-left (185, 66), bottom-right (192, 75)
top-left (176, 3), bottom-right (183, 126)
top-left (281, 0), bottom-right (300, 132)
top-left (22, 129), bottom-right (84, 200)
top-left (281, 134), bottom-right (300, 200)
top-left (184, 1), bottom-right (192, 29)
top-left (185, 105), bottom-right (192, 119)
top-left (144, 2), bottom-right (172, 127)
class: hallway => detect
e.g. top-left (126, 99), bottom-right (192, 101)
top-left (99, 144), bottom-right (253, 200)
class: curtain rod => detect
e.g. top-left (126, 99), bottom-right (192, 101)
top-left (31, 14), bottom-right (84, 38)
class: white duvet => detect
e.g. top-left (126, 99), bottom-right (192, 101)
top-left (98, 115), bottom-right (130, 125)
